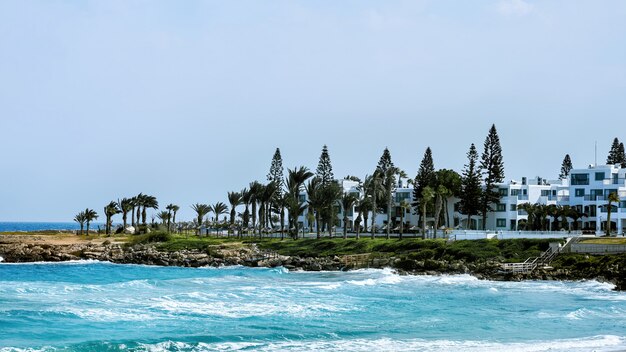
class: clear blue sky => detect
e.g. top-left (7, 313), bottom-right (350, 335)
top-left (1, 0), bottom-right (625, 221)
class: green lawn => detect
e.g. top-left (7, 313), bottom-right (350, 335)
top-left (578, 238), bottom-right (626, 245)
top-left (133, 233), bottom-right (556, 262)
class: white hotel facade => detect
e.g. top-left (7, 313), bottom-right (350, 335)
top-left (297, 164), bottom-right (626, 235)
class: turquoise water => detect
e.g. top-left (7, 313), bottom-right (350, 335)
top-left (0, 222), bottom-right (106, 232)
top-left (1, 262), bottom-right (625, 351)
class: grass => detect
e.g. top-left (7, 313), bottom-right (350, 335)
top-left (138, 235), bottom-right (557, 262)
top-left (579, 238), bottom-right (626, 245)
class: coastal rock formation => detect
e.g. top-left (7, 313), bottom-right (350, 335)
top-left (1, 238), bottom-right (624, 290)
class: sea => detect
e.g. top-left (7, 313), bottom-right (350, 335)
top-left (0, 262), bottom-right (625, 351)
top-left (0, 222), bottom-right (107, 232)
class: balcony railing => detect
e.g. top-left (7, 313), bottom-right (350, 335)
top-left (548, 195), bottom-right (570, 202)
top-left (517, 195), bottom-right (529, 201)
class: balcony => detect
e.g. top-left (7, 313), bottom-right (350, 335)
top-left (548, 195), bottom-right (569, 202)
top-left (584, 195), bottom-right (605, 201)
top-left (517, 195), bottom-right (529, 201)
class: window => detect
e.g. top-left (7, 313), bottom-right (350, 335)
top-left (575, 188), bottom-right (585, 197)
top-left (591, 189), bottom-right (603, 198)
top-left (496, 219), bottom-right (506, 228)
top-left (395, 192), bottom-right (411, 202)
top-left (298, 195), bottom-right (306, 203)
top-left (510, 189), bottom-right (520, 196)
top-left (510, 204), bottom-right (517, 211)
top-left (595, 172), bottom-right (605, 181)
top-left (523, 189), bottom-right (527, 195)
top-left (499, 188), bottom-right (508, 196)
top-left (541, 190), bottom-right (550, 196)
top-left (571, 173), bottom-right (589, 185)
top-left (604, 189), bottom-right (618, 197)
top-left (496, 203), bottom-right (506, 212)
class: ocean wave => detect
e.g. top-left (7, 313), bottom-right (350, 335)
top-left (22, 335), bottom-right (622, 352)
top-left (0, 259), bottom-right (104, 266)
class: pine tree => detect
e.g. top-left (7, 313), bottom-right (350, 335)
top-left (559, 154), bottom-right (573, 179)
top-left (412, 147), bottom-right (436, 225)
top-left (376, 147), bottom-right (394, 174)
top-left (460, 144), bottom-right (482, 230)
top-left (316, 145), bottom-right (334, 185)
top-left (618, 142), bottom-right (626, 168)
top-left (607, 138), bottom-right (621, 165)
top-left (376, 148), bottom-right (396, 238)
top-left (479, 124), bottom-right (505, 230)
top-left (267, 148), bottom-right (284, 195)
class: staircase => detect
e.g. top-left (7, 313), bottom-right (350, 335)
top-left (502, 235), bottom-right (579, 274)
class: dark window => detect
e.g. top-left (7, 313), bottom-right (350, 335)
top-left (571, 174), bottom-right (589, 185)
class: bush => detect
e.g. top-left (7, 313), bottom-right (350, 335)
top-left (130, 231), bottom-right (172, 245)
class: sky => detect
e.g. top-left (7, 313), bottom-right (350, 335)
top-left (0, 0), bottom-right (625, 222)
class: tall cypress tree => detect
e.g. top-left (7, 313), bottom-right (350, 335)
top-left (376, 148), bottom-right (396, 236)
top-left (376, 147), bottom-right (394, 174)
top-left (559, 154), bottom-right (573, 179)
top-left (316, 145), bottom-right (334, 185)
top-left (607, 138), bottom-right (621, 165)
top-left (460, 144), bottom-right (482, 230)
top-left (412, 147), bottom-right (436, 229)
top-left (618, 143), bottom-right (626, 168)
top-left (479, 124), bottom-right (505, 230)
top-left (267, 148), bottom-right (284, 195)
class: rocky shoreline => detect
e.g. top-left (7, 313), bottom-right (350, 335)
top-left (1, 240), bottom-right (624, 291)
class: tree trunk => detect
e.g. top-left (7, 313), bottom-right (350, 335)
top-left (343, 215), bottom-right (348, 239)
top-left (433, 194), bottom-right (443, 238)
top-left (422, 203), bottom-right (427, 238)
top-left (371, 194), bottom-right (377, 239)
top-left (399, 212), bottom-right (404, 240)
top-left (607, 202), bottom-right (612, 236)
top-left (316, 213), bottom-right (321, 239)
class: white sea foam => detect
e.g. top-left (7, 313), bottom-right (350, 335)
top-left (112, 335), bottom-right (626, 352)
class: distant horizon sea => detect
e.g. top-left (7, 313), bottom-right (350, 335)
top-left (0, 222), bottom-right (107, 232)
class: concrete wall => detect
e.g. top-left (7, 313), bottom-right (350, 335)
top-left (569, 243), bottom-right (626, 254)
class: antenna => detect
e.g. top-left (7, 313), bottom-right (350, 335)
top-left (595, 141), bottom-right (597, 167)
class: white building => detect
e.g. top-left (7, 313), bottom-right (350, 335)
top-left (296, 164), bottom-right (626, 236)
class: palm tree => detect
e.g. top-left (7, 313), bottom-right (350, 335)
top-left (320, 181), bottom-right (342, 237)
top-left (134, 193), bottom-right (144, 227)
top-left (74, 211), bottom-right (86, 235)
top-left (140, 195), bottom-right (158, 226)
top-left (249, 181), bottom-right (262, 235)
top-left (241, 187), bottom-right (251, 235)
top-left (274, 192), bottom-right (289, 239)
top-left (103, 201), bottom-right (121, 235)
top-left (306, 177), bottom-right (323, 238)
top-left (286, 166), bottom-right (314, 238)
top-left (398, 200), bottom-right (411, 239)
top-left (156, 210), bottom-right (171, 226)
top-left (421, 186), bottom-right (434, 238)
top-left (354, 196), bottom-right (372, 240)
top-left (517, 203), bottom-right (534, 230)
top-left (285, 191), bottom-right (308, 239)
top-left (84, 208), bottom-right (98, 236)
top-left (191, 203), bottom-right (211, 235)
top-left (384, 167), bottom-right (400, 239)
top-left (341, 192), bottom-right (358, 239)
top-left (364, 172), bottom-right (383, 239)
top-left (211, 202), bottom-right (229, 227)
top-left (227, 192), bottom-right (242, 236)
top-left (119, 198), bottom-right (133, 230)
top-left (432, 184), bottom-right (450, 238)
top-left (606, 192), bottom-right (620, 236)
top-left (166, 204), bottom-right (180, 233)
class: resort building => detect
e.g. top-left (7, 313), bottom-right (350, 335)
top-left (296, 164), bottom-right (626, 236)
